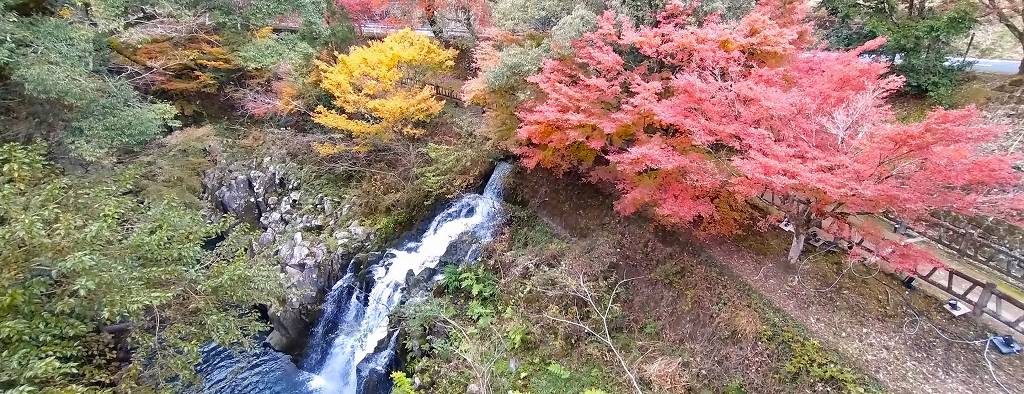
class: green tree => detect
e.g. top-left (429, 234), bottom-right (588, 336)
top-left (0, 143), bottom-right (283, 392)
top-left (817, 0), bottom-right (977, 106)
top-left (0, 12), bottom-right (178, 162)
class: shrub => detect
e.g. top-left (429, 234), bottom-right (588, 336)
top-left (312, 29), bottom-right (457, 139)
top-left (1, 15), bottom-right (178, 161)
top-left (816, 0), bottom-right (977, 106)
top-left (0, 143), bottom-right (283, 391)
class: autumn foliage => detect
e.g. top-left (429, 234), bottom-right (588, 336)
top-left (111, 35), bottom-right (239, 95)
top-left (313, 29), bottom-right (456, 138)
top-left (338, 0), bottom-right (491, 37)
top-left (515, 0), bottom-right (1023, 270)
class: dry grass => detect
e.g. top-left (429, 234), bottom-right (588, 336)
top-left (641, 356), bottom-right (690, 393)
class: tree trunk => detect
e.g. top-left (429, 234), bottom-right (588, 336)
top-left (1017, 38), bottom-right (1024, 74)
top-left (787, 228), bottom-right (807, 266)
top-left (423, 1), bottom-right (445, 40)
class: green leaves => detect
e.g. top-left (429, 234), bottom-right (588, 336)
top-left (0, 143), bottom-right (49, 188)
top-left (391, 371), bottom-right (419, 394)
top-left (466, 300), bottom-right (495, 326)
top-left (546, 361), bottom-right (572, 379)
top-left (236, 33), bottom-right (317, 70)
top-left (816, 0), bottom-right (978, 106)
top-left (440, 265), bottom-right (499, 327)
top-left (0, 144), bottom-right (283, 391)
top-left (442, 265), bottom-right (498, 301)
top-left (0, 13), bottom-right (178, 162)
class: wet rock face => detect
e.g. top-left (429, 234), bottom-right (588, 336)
top-left (203, 157), bottom-right (375, 354)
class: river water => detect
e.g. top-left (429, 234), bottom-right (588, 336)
top-left (199, 162), bottom-right (512, 393)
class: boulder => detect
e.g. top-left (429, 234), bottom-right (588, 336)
top-left (267, 309), bottom-right (312, 355)
top-left (440, 232), bottom-right (485, 265)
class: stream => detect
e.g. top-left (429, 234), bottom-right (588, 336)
top-left (198, 162), bottom-right (512, 393)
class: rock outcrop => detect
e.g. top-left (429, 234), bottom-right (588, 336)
top-left (202, 157), bottom-right (376, 354)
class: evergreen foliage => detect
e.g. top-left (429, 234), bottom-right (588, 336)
top-left (0, 143), bottom-right (283, 392)
top-left (0, 13), bottom-right (178, 161)
top-left (0, 0), bottom-right (354, 161)
top-left (816, 0), bottom-right (978, 106)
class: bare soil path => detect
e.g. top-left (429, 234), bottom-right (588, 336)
top-left (704, 237), bottom-right (1024, 394)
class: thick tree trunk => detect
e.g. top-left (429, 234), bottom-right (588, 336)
top-left (787, 229), bottom-right (807, 266)
top-left (424, 1), bottom-right (445, 41)
top-left (1019, 55), bottom-right (1024, 75)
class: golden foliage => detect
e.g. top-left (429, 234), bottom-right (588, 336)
top-left (312, 142), bottom-right (345, 156)
top-left (276, 81), bottom-right (299, 113)
top-left (56, 6), bottom-right (73, 19)
top-left (312, 29), bottom-right (456, 139)
top-left (254, 26), bottom-right (275, 40)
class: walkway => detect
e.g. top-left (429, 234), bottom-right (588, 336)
top-left (706, 237), bottom-right (1024, 394)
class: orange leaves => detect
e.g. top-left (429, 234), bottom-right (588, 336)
top-left (114, 35), bottom-right (239, 95)
top-left (253, 26), bottom-right (275, 40)
top-left (719, 39), bottom-right (738, 52)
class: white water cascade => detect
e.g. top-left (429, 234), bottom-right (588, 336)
top-left (303, 162), bottom-right (512, 393)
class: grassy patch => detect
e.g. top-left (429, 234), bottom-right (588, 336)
top-left (507, 205), bottom-right (565, 252)
top-left (751, 294), bottom-right (881, 393)
top-left (732, 229), bottom-right (789, 258)
top-left (393, 206), bottom-right (632, 394)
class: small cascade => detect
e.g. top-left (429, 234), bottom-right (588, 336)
top-left (301, 265), bottom-right (359, 372)
top-left (303, 162), bottom-right (513, 393)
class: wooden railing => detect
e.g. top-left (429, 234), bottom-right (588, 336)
top-left (399, 77), bottom-right (464, 105)
top-left (756, 190), bottom-right (1024, 336)
top-left (916, 216), bottom-right (1024, 284)
top-left (917, 266), bottom-right (1024, 335)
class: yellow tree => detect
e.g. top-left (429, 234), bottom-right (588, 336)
top-left (313, 29), bottom-right (457, 139)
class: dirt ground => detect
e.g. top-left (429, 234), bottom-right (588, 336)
top-left (707, 237), bottom-right (1024, 394)
top-left (509, 167), bottom-right (1024, 393)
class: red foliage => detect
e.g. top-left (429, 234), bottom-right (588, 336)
top-left (337, 0), bottom-right (490, 34)
top-left (515, 0), bottom-right (1023, 270)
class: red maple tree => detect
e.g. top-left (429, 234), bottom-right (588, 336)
top-left (516, 0), bottom-right (1023, 269)
top-left (337, 0), bottom-right (490, 38)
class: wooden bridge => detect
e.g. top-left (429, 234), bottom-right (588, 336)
top-left (399, 77), bottom-right (464, 105)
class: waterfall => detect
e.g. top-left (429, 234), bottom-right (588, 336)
top-left (304, 162), bottom-right (513, 394)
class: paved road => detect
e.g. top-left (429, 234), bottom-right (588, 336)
top-left (951, 57), bottom-right (1020, 75)
top-left (359, 23), bottom-right (1023, 76)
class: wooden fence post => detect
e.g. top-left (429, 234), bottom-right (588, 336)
top-left (971, 282), bottom-right (997, 318)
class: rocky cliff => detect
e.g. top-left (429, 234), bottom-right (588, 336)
top-left (202, 157), bottom-right (379, 354)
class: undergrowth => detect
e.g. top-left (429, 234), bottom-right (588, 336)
top-left (394, 192), bottom-right (880, 394)
top-left (752, 294), bottom-right (881, 393)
